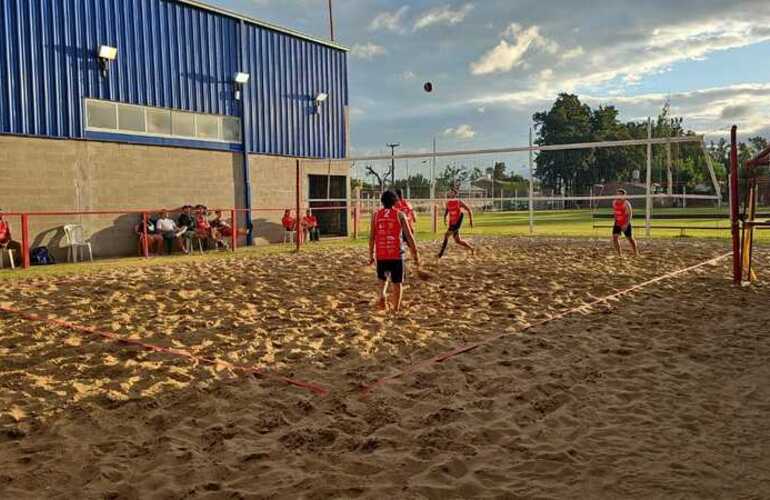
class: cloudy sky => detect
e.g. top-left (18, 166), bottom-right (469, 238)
top-left (212, 0), bottom-right (770, 173)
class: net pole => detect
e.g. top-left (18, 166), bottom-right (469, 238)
top-left (528, 127), bottom-right (534, 235)
top-left (645, 118), bottom-right (653, 237)
top-left (730, 126), bottom-right (741, 284)
top-left (296, 159), bottom-right (302, 253)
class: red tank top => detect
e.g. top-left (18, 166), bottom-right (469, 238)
top-left (613, 199), bottom-right (629, 226)
top-left (374, 208), bottom-right (403, 260)
top-left (446, 199), bottom-right (462, 225)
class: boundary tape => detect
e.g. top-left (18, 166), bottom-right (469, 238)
top-left (360, 252), bottom-right (731, 396)
top-left (0, 304), bottom-right (330, 397)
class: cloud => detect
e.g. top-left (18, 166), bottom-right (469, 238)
top-left (350, 42), bottom-right (387, 60)
top-left (369, 6), bottom-right (410, 33)
top-left (720, 104), bottom-right (753, 120)
top-left (470, 24), bottom-right (558, 75)
top-left (401, 70), bottom-right (417, 80)
top-left (444, 124), bottom-right (477, 139)
top-left (413, 4), bottom-right (474, 31)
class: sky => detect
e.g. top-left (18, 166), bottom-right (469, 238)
top-left (210, 0), bottom-right (770, 176)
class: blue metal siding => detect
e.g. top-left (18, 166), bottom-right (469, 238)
top-left (0, 0), bottom-right (347, 158)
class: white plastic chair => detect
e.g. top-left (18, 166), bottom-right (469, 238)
top-left (0, 246), bottom-right (15, 269)
top-left (283, 229), bottom-right (296, 244)
top-left (63, 224), bottom-right (94, 263)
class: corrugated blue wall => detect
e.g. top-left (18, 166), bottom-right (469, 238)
top-left (0, 0), bottom-right (347, 158)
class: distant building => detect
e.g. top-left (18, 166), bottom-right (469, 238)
top-left (0, 0), bottom-right (350, 257)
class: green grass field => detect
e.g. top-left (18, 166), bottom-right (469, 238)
top-left (355, 208), bottom-right (769, 241)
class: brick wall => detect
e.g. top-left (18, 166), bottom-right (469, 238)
top-left (0, 136), bottom-right (350, 260)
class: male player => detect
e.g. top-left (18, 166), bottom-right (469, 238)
top-left (438, 187), bottom-right (474, 258)
top-left (612, 189), bottom-right (639, 257)
top-left (369, 190), bottom-right (420, 312)
top-left (394, 188), bottom-right (417, 235)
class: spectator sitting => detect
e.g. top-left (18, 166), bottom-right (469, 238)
top-left (281, 210), bottom-right (296, 232)
top-left (0, 211), bottom-right (21, 263)
top-left (302, 209), bottom-right (320, 242)
top-left (133, 213), bottom-right (163, 256)
top-left (194, 205), bottom-right (212, 250)
top-left (156, 209), bottom-right (182, 255)
top-left (177, 205), bottom-right (196, 254)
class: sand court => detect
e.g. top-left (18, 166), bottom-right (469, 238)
top-left (1, 238), bottom-right (768, 498)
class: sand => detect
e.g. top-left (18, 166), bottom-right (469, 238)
top-left (0, 237), bottom-right (768, 499)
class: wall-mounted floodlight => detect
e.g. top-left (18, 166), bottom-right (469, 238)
top-left (98, 45), bottom-right (118, 77)
top-left (314, 92), bottom-right (329, 113)
top-left (233, 72), bottom-right (250, 101)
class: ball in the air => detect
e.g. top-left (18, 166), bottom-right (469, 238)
top-left (424, 82), bottom-right (433, 93)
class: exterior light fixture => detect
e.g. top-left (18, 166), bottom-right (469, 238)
top-left (233, 72), bottom-right (250, 100)
top-left (98, 45), bottom-right (118, 77)
top-left (313, 92), bottom-right (329, 113)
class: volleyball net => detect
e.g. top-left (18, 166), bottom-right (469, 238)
top-left (346, 133), bottom-right (730, 238)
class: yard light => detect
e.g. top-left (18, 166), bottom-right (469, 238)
top-left (98, 45), bottom-right (118, 77)
top-left (233, 72), bottom-right (250, 100)
top-left (313, 92), bottom-right (328, 113)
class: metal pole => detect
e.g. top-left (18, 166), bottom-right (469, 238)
top-left (730, 126), bottom-right (741, 284)
top-left (21, 214), bottom-right (30, 269)
top-left (238, 20), bottom-right (253, 246)
top-left (406, 159), bottom-right (410, 198)
top-left (230, 209), bottom-right (238, 251)
top-left (142, 212), bottom-right (149, 258)
top-left (431, 137), bottom-right (436, 202)
top-left (528, 128), bottom-right (534, 235)
top-left (645, 118), bottom-right (653, 237)
top-left (328, 0), bottom-right (334, 41)
top-left (296, 159), bottom-right (302, 253)
top-left (387, 143), bottom-right (399, 187)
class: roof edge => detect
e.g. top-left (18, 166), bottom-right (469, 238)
top-left (177, 0), bottom-right (349, 52)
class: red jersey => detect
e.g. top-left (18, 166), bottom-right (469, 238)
top-left (282, 215), bottom-right (295, 231)
top-left (0, 220), bottom-right (8, 243)
top-left (613, 199), bottom-right (629, 226)
top-left (394, 199), bottom-right (415, 222)
top-left (374, 208), bottom-right (403, 261)
top-left (446, 199), bottom-right (462, 225)
top-left (303, 215), bottom-right (317, 228)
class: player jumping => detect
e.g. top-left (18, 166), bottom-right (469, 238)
top-left (369, 190), bottom-right (421, 312)
top-left (612, 189), bottom-right (639, 257)
top-left (438, 188), bottom-right (474, 258)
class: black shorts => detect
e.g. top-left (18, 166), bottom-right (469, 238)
top-left (376, 259), bottom-right (405, 284)
top-left (613, 224), bottom-right (633, 237)
top-left (448, 213), bottom-right (464, 234)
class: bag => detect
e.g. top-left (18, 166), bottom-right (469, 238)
top-left (30, 246), bottom-right (56, 266)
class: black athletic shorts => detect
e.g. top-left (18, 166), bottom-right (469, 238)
top-left (376, 259), bottom-right (405, 284)
top-left (448, 213), bottom-right (464, 234)
top-left (613, 223), bottom-right (633, 237)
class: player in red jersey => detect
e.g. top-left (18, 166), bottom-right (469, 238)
top-left (369, 190), bottom-right (420, 312)
top-left (612, 189), bottom-right (638, 257)
top-left (394, 188), bottom-right (417, 235)
top-left (438, 188), bottom-right (474, 258)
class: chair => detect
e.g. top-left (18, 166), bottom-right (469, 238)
top-left (0, 245), bottom-right (15, 269)
top-left (63, 224), bottom-right (94, 263)
top-left (283, 229), bottom-right (296, 244)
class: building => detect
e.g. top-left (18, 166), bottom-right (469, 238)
top-left (0, 0), bottom-right (350, 259)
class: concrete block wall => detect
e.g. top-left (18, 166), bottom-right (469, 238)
top-left (0, 136), bottom-right (349, 261)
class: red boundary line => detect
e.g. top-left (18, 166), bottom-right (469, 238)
top-left (360, 253), bottom-right (731, 397)
top-left (0, 305), bottom-right (330, 397)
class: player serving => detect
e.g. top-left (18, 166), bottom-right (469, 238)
top-left (438, 187), bottom-right (475, 258)
top-left (612, 188), bottom-right (639, 257)
top-left (369, 190), bottom-right (421, 313)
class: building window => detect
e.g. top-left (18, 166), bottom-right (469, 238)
top-left (85, 99), bottom-right (241, 144)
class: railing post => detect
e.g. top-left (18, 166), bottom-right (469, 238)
top-left (231, 209), bottom-right (238, 252)
top-left (352, 206), bottom-right (358, 240)
top-left (21, 214), bottom-right (30, 269)
top-left (142, 212), bottom-right (150, 258)
top-left (432, 203), bottom-right (438, 234)
top-left (296, 159), bottom-right (302, 252)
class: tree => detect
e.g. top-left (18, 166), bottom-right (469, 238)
top-left (365, 164), bottom-right (389, 192)
top-left (533, 93), bottom-right (594, 194)
top-left (436, 163), bottom-right (469, 192)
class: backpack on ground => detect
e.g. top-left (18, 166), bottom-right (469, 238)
top-left (30, 246), bottom-right (56, 266)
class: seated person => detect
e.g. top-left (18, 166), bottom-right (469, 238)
top-left (194, 205), bottom-right (212, 250)
top-left (156, 209), bottom-right (183, 255)
top-left (281, 210), bottom-right (296, 232)
top-left (302, 209), bottom-right (320, 242)
top-left (133, 213), bottom-right (163, 256)
top-left (0, 212), bottom-right (21, 261)
top-left (176, 205), bottom-right (196, 254)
